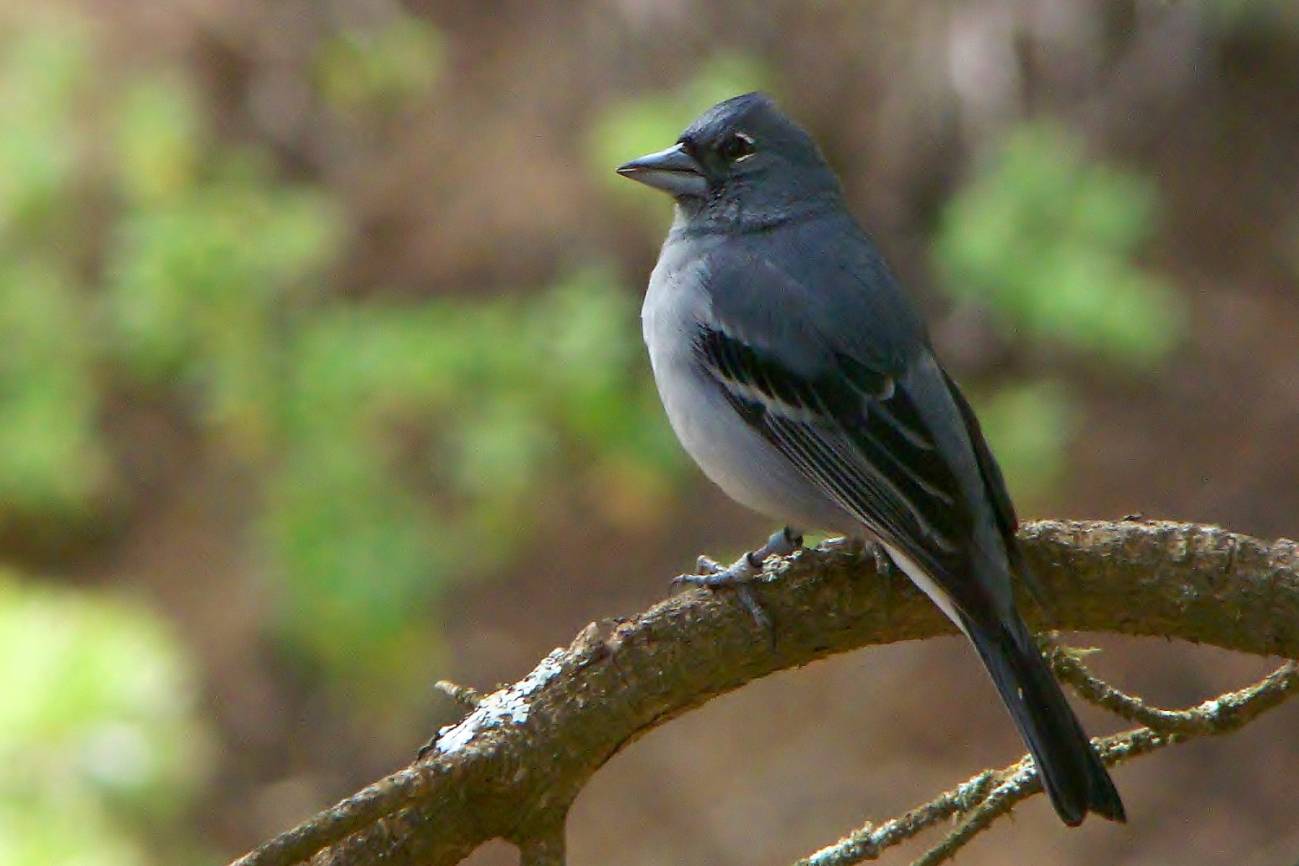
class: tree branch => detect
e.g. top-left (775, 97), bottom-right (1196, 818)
top-left (795, 653), bottom-right (1298, 866)
top-left (229, 519), bottom-right (1299, 866)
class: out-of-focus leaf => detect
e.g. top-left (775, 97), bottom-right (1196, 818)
top-left (106, 180), bottom-right (343, 451)
top-left (0, 260), bottom-right (108, 521)
top-left (262, 268), bottom-right (680, 701)
top-left (0, 18), bottom-right (89, 235)
top-left (316, 16), bottom-right (443, 113)
top-left (112, 77), bottom-right (203, 204)
top-left (0, 572), bottom-right (209, 865)
top-left (935, 121), bottom-right (1185, 367)
top-left (969, 381), bottom-right (1074, 504)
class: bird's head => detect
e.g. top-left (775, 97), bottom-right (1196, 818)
top-left (616, 92), bottom-right (842, 228)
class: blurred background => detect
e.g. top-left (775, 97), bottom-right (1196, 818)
top-left (1, 1), bottom-right (1297, 864)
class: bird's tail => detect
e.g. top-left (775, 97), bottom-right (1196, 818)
top-left (962, 613), bottom-right (1126, 826)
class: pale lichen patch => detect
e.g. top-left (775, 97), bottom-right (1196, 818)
top-left (435, 649), bottom-right (566, 754)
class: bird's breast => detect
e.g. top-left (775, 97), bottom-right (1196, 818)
top-left (640, 245), bottom-right (857, 534)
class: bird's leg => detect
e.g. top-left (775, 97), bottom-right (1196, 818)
top-left (674, 527), bottom-right (803, 635)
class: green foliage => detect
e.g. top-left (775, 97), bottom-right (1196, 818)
top-left (107, 176), bottom-right (342, 448)
top-left (316, 15), bottom-right (444, 113)
top-left (969, 381), bottom-right (1074, 502)
top-left (0, 16), bottom-right (682, 712)
top-left (0, 572), bottom-right (209, 865)
top-left (0, 17), bottom-right (88, 237)
top-left (112, 77), bottom-right (203, 205)
top-left (936, 122), bottom-right (1185, 367)
top-left (0, 261), bottom-right (107, 522)
top-left (935, 122), bottom-right (1186, 501)
top-left (588, 53), bottom-right (771, 227)
top-left (265, 267), bottom-right (680, 692)
top-left (0, 19), bottom-right (105, 524)
top-left (106, 76), bottom-right (342, 425)
top-left (1198, 0), bottom-right (1299, 32)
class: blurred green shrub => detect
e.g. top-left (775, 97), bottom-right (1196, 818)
top-left (0, 572), bottom-right (209, 865)
top-left (316, 15), bottom-right (443, 113)
top-left (0, 19), bottom-right (88, 237)
top-left (0, 16), bottom-right (681, 711)
top-left (936, 122), bottom-right (1184, 367)
top-left (970, 380), bottom-right (1075, 499)
top-left (936, 122), bottom-right (1184, 500)
top-left (1199, 0), bottom-right (1299, 32)
top-left (265, 266), bottom-right (680, 692)
top-left (113, 77), bottom-right (202, 205)
top-left (0, 20), bottom-right (106, 527)
top-left (107, 169), bottom-right (342, 451)
top-left (107, 74), bottom-right (342, 453)
top-left (0, 261), bottom-right (108, 524)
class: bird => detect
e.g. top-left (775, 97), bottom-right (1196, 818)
top-left (615, 92), bottom-right (1125, 826)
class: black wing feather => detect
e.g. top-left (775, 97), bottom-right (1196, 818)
top-left (939, 368), bottom-right (1048, 607)
top-left (695, 324), bottom-right (974, 584)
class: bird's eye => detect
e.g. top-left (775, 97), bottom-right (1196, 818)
top-left (718, 132), bottom-right (756, 163)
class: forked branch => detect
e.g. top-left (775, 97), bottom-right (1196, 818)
top-left (796, 651), bottom-right (1298, 866)
top-left (229, 519), bottom-right (1299, 866)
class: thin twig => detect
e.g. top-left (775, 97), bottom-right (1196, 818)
top-left (435, 680), bottom-right (484, 709)
top-left (911, 661), bottom-right (1298, 866)
top-left (1048, 645), bottom-right (1299, 735)
top-left (793, 771), bottom-right (1000, 865)
top-left (794, 659), bottom-right (1299, 866)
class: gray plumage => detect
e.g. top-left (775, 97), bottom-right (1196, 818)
top-left (619, 92), bottom-right (1124, 826)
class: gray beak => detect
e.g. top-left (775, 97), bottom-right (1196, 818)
top-left (616, 143), bottom-right (708, 198)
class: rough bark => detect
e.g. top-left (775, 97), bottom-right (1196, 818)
top-left (230, 519), bottom-right (1299, 866)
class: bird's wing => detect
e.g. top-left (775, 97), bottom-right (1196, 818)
top-left (694, 245), bottom-right (1009, 619)
top-left (937, 367), bottom-right (1039, 595)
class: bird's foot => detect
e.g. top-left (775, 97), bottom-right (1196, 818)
top-left (672, 527), bottom-right (803, 635)
top-left (673, 526), bottom-right (803, 589)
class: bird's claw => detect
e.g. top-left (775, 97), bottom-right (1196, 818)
top-left (674, 550), bottom-right (762, 590)
top-left (694, 554), bottom-right (725, 575)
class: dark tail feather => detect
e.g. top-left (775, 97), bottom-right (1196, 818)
top-left (962, 615), bottom-right (1126, 826)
